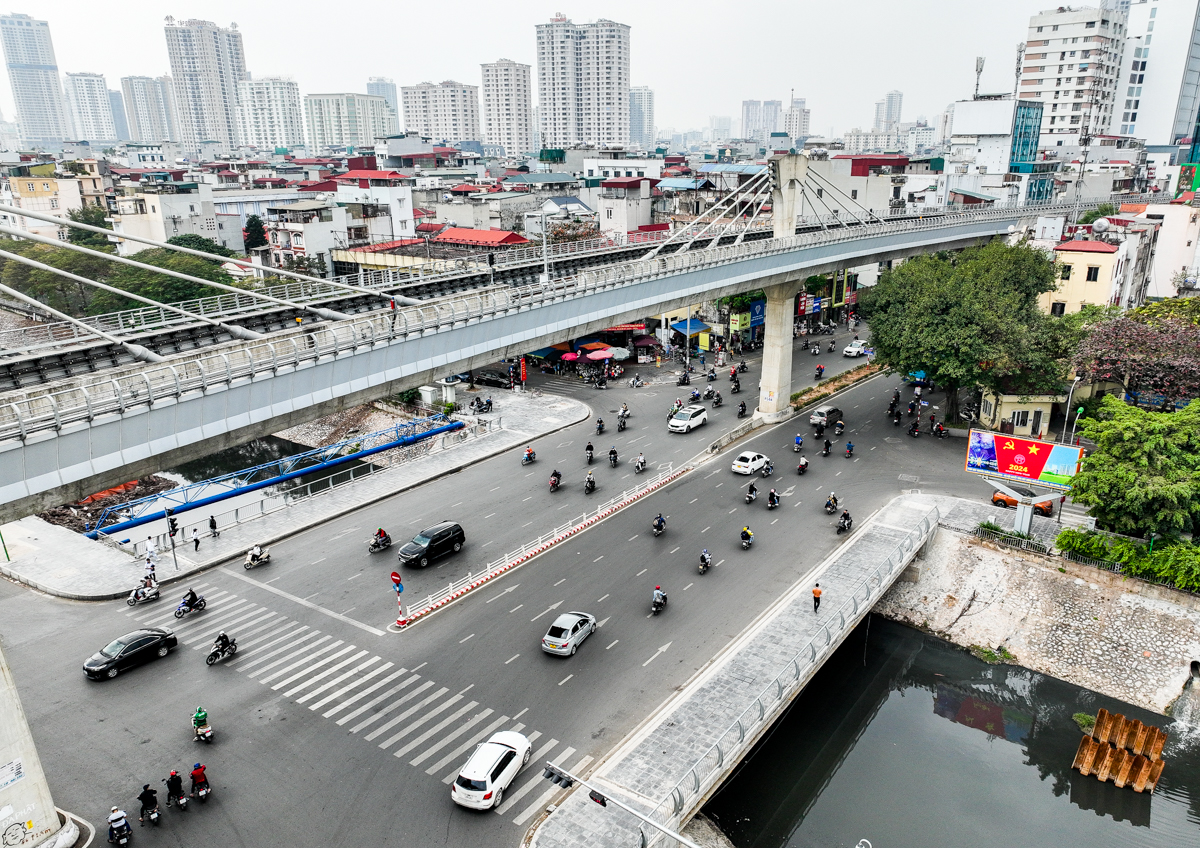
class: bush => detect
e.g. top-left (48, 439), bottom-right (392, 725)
top-left (397, 388), bottom-right (420, 405)
top-left (1073, 712), bottom-right (1096, 732)
top-left (1055, 528), bottom-right (1200, 592)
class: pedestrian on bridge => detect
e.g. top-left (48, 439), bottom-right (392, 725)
top-left (192, 527), bottom-right (200, 552)
top-left (209, 515), bottom-right (219, 538)
top-left (813, 583), bottom-right (822, 612)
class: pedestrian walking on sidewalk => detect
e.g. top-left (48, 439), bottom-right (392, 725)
top-left (146, 536), bottom-right (158, 563)
top-left (813, 583), bottom-right (822, 612)
top-left (209, 515), bottom-right (219, 538)
top-left (144, 557), bottom-right (156, 580)
top-left (192, 527), bottom-right (200, 552)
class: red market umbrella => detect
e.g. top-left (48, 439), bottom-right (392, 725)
top-left (561, 352), bottom-right (578, 361)
top-left (587, 349), bottom-right (614, 361)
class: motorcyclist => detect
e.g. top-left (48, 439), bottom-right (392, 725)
top-left (134, 576), bottom-right (156, 601)
top-left (138, 784), bottom-right (158, 823)
top-left (183, 588), bottom-right (198, 610)
top-left (815, 421), bottom-right (825, 438)
top-left (189, 763), bottom-right (207, 797)
top-left (738, 401), bottom-right (747, 416)
top-left (585, 441), bottom-right (594, 461)
top-left (374, 528), bottom-right (389, 546)
top-left (826, 492), bottom-right (839, 510)
top-left (839, 509), bottom-right (852, 529)
top-left (797, 454), bottom-right (810, 472)
top-left (740, 526), bottom-right (753, 543)
top-left (596, 416), bottom-right (605, 433)
top-left (609, 445), bottom-right (618, 465)
top-left (908, 419), bottom-right (920, 436)
top-left (192, 706), bottom-right (208, 732)
top-left (845, 441), bottom-right (854, 456)
top-left (795, 433), bottom-right (804, 449)
top-left (835, 418), bottom-right (845, 433)
top-left (249, 543), bottom-right (263, 564)
top-left (108, 806), bottom-right (130, 842)
top-left (637, 452), bottom-right (646, 471)
top-left (747, 482), bottom-right (758, 500)
top-left (700, 548), bottom-right (711, 568)
top-left (619, 403), bottom-right (630, 418)
top-left (585, 470), bottom-right (596, 492)
top-left (768, 488), bottom-right (779, 507)
top-left (653, 513), bottom-right (665, 532)
top-left (730, 366), bottom-right (737, 379)
top-left (523, 446), bottom-right (535, 463)
top-left (712, 390), bottom-right (722, 405)
top-left (550, 469), bottom-right (562, 488)
top-left (653, 585), bottom-right (667, 606)
top-left (213, 631), bottom-right (231, 656)
top-left (823, 438), bottom-right (832, 455)
top-left (164, 771), bottom-right (184, 806)
top-left (815, 364), bottom-right (824, 377)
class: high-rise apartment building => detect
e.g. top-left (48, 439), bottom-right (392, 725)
top-left (782, 97), bottom-right (811, 139)
top-left (709, 115), bottom-right (732, 141)
top-left (121, 76), bottom-right (179, 142)
top-left (536, 15), bottom-right (630, 146)
top-left (63, 72), bottom-right (117, 141)
top-left (0, 14), bottom-right (70, 146)
top-left (304, 93), bottom-right (397, 149)
top-left (740, 99), bottom-right (782, 142)
top-left (109, 90), bottom-right (130, 140)
top-left (238, 77), bottom-right (304, 150)
top-left (481, 60), bottom-right (532, 155)
top-left (1018, 5), bottom-right (1128, 145)
top-left (367, 77), bottom-right (399, 116)
top-left (164, 18), bottom-right (247, 148)
top-left (873, 90), bottom-right (903, 132)
top-left (400, 80), bottom-right (481, 143)
top-left (629, 86), bottom-right (655, 150)
top-left (1117, 0), bottom-right (1200, 144)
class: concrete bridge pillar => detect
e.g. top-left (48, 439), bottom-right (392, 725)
top-left (755, 281), bottom-right (802, 421)
top-left (771, 153), bottom-right (810, 239)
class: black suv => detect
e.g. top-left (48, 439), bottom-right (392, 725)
top-left (398, 521), bottom-right (466, 567)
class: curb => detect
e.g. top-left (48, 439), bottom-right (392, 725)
top-left (3, 400), bottom-right (593, 603)
top-left (395, 467), bottom-right (692, 629)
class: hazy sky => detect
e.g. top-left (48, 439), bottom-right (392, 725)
top-left (4, 1), bottom-right (1066, 136)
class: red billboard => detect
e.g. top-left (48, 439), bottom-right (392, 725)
top-left (963, 429), bottom-right (1084, 492)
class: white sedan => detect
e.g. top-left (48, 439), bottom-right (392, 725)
top-left (731, 451), bottom-right (770, 475)
top-left (843, 340), bottom-right (868, 357)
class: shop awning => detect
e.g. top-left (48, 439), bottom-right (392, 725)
top-left (670, 319), bottom-right (711, 337)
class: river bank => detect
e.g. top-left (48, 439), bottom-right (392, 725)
top-left (875, 528), bottom-right (1200, 715)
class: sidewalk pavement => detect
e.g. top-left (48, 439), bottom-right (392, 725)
top-left (0, 392), bottom-right (591, 601)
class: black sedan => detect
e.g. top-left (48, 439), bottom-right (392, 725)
top-left (473, 369), bottom-right (512, 388)
top-left (83, 627), bottom-right (178, 679)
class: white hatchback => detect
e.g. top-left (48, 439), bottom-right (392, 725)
top-left (669, 405), bottom-right (709, 433)
top-left (451, 731), bottom-right (532, 810)
top-left (731, 451), bottom-right (769, 475)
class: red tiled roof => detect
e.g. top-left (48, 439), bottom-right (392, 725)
top-left (217, 170), bottom-right (239, 176)
top-left (415, 222), bottom-right (444, 233)
top-left (432, 227), bottom-right (530, 246)
top-left (412, 207), bottom-right (435, 218)
top-left (448, 183), bottom-right (481, 192)
top-left (331, 170), bottom-right (407, 181)
top-left (1054, 240), bottom-right (1118, 253)
top-left (348, 238), bottom-right (424, 252)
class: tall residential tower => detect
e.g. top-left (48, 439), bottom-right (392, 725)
top-left (535, 15), bottom-right (630, 146)
top-left (367, 77), bottom-right (399, 116)
top-left (0, 14), bottom-right (70, 146)
top-left (400, 81), bottom-right (480, 143)
top-left (63, 72), bottom-right (117, 141)
top-left (121, 75), bottom-right (179, 142)
top-left (481, 60), bottom-right (532, 156)
top-left (163, 18), bottom-right (247, 149)
top-left (238, 76), bottom-right (305, 149)
top-left (629, 85), bottom-right (655, 150)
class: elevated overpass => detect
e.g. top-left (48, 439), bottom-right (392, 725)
top-left (0, 157), bottom-right (1139, 519)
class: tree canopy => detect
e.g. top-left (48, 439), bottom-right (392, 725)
top-left (166, 233), bottom-right (236, 258)
top-left (1077, 203), bottom-right (1117, 225)
top-left (244, 214), bottom-right (268, 250)
top-left (1073, 315), bottom-right (1200, 408)
top-left (63, 205), bottom-right (114, 248)
top-left (1069, 396), bottom-right (1200, 538)
top-left (860, 240), bottom-right (1080, 412)
top-left (86, 248), bottom-right (239, 314)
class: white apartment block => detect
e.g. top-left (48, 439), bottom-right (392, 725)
top-left (305, 93), bottom-right (397, 150)
top-left (122, 76), bottom-right (179, 143)
top-left (367, 77), bottom-right (398, 115)
top-left (782, 98), bottom-right (811, 139)
top-left (481, 60), bottom-right (532, 156)
top-left (63, 72), bottom-right (117, 141)
top-left (536, 15), bottom-right (630, 147)
top-left (164, 18), bottom-right (247, 149)
top-left (842, 128), bottom-right (902, 154)
top-left (629, 85), bottom-right (654, 150)
top-left (1116, 0), bottom-right (1200, 144)
top-left (1018, 5), bottom-right (1128, 146)
top-left (0, 14), bottom-right (70, 146)
top-left (741, 99), bottom-right (781, 142)
top-left (400, 81), bottom-right (480, 144)
top-left (873, 91), bottom-right (903, 132)
top-left (238, 77), bottom-right (304, 150)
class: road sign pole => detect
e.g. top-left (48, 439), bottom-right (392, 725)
top-left (392, 571), bottom-right (407, 626)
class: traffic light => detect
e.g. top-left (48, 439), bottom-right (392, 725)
top-left (166, 507), bottom-right (178, 538)
top-left (541, 764), bottom-right (574, 788)
top-left (588, 789), bottom-right (607, 807)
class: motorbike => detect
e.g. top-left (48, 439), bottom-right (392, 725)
top-left (127, 583), bottom-right (160, 607)
top-left (195, 781), bottom-right (211, 804)
top-left (730, 382), bottom-right (741, 394)
top-left (586, 448), bottom-right (594, 464)
top-left (368, 535), bottom-right (392, 554)
top-left (698, 554), bottom-right (711, 575)
top-left (596, 421), bottom-right (605, 435)
top-left (146, 806), bottom-right (161, 827)
top-left (793, 438), bottom-right (804, 453)
top-left (837, 516), bottom-right (854, 535)
top-left (824, 500), bottom-right (837, 515)
top-left (736, 405), bottom-right (747, 419)
top-left (702, 386), bottom-right (715, 400)
top-left (907, 424), bottom-right (921, 438)
top-left (469, 398), bottom-right (493, 414)
top-left (690, 389), bottom-right (701, 403)
top-left (729, 367), bottom-right (738, 380)
top-left (584, 478), bottom-right (596, 495)
top-left (845, 445), bottom-right (854, 458)
top-left (712, 396), bottom-right (723, 409)
top-left (893, 412), bottom-right (902, 426)
top-left (634, 457), bottom-right (646, 474)
top-left (815, 367), bottom-right (824, 380)
top-left (609, 453), bottom-right (619, 468)
top-left (797, 459), bottom-right (808, 475)
top-left (629, 375), bottom-right (645, 388)
top-left (834, 422), bottom-right (845, 436)
top-left (676, 373), bottom-right (690, 387)
top-left (738, 360), bottom-right (748, 373)
top-left (745, 489), bottom-right (758, 504)
top-left (521, 451), bottom-right (537, 466)
top-left (162, 779), bottom-right (188, 811)
top-left (652, 519), bottom-right (665, 537)
top-left (617, 417), bottom-right (627, 432)
top-left (828, 340), bottom-right (835, 352)
top-left (174, 595), bottom-right (207, 619)
top-left (549, 475), bottom-right (562, 493)
top-left (205, 638), bottom-right (237, 666)
top-left (933, 424), bottom-right (948, 439)
top-left (244, 547), bottom-right (271, 570)
top-left (760, 462), bottom-right (774, 477)
top-left (706, 370), bottom-right (717, 382)
top-left (109, 820), bottom-right (132, 846)
top-left (767, 496), bottom-right (779, 511)
top-left (821, 444), bottom-right (830, 457)
top-left (594, 378), bottom-right (607, 390)
top-left (651, 594), bottom-right (668, 616)
top-left (741, 534), bottom-right (754, 550)
top-left (194, 722), bottom-right (214, 743)
top-left (810, 345), bottom-right (819, 356)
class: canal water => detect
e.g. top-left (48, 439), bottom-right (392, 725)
top-left (703, 618), bottom-right (1200, 848)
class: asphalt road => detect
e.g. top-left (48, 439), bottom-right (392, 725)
top-left (0, 329), bottom-right (1002, 848)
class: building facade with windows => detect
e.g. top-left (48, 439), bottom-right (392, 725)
top-left (238, 76), bottom-right (305, 149)
top-left (1116, 0), bottom-right (1200, 144)
top-left (1018, 5), bottom-right (1128, 146)
top-left (0, 14), bottom-right (71, 147)
top-left (63, 72), bottom-right (117, 142)
top-left (536, 15), bottom-right (630, 146)
top-left (480, 61), bottom-right (531, 155)
top-left (740, 99), bottom-right (781, 144)
top-left (400, 81), bottom-right (480, 144)
top-left (367, 77), bottom-right (398, 116)
top-left (164, 18), bottom-right (247, 149)
top-left (629, 85), bottom-right (654, 150)
top-left (121, 76), bottom-right (179, 143)
top-left (304, 93), bottom-right (397, 150)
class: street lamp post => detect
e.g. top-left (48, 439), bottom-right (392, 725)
top-left (1060, 375), bottom-right (1082, 443)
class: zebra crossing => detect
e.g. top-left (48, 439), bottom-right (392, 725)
top-left (123, 585), bottom-right (589, 825)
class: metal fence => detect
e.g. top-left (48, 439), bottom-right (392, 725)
top-left (637, 504), bottom-right (941, 846)
top-left (0, 194), bottom-right (1158, 443)
top-left (973, 526), bottom-right (1050, 554)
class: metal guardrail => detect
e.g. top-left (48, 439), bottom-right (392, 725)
top-left (973, 526), bottom-right (1050, 553)
top-left (401, 464), bottom-right (689, 624)
top-left (0, 194), bottom-right (1153, 443)
top-left (637, 503), bottom-right (941, 846)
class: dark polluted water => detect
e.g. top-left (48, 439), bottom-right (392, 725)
top-left (703, 618), bottom-right (1200, 848)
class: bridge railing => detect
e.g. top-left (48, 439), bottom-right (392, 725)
top-left (0, 195), bottom-right (1155, 442)
top-left (636, 503), bottom-right (941, 846)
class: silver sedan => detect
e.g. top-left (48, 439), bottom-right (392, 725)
top-left (540, 611), bottom-right (597, 656)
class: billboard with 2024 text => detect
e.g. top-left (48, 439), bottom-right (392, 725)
top-left (963, 429), bottom-right (1084, 493)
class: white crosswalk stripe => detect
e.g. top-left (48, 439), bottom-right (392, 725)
top-left (285, 650), bottom-right (369, 699)
top-left (426, 714), bottom-right (511, 776)
top-left (409, 708), bottom-right (494, 767)
top-left (191, 610), bottom-right (278, 649)
top-left (376, 690), bottom-right (468, 750)
top-left (335, 673), bottom-right (421, 725)
top-left (233, 629), bottom-right (321, 671)
top-left (251, 637), bottom-right (337, 681)
top-left (361, 684), bottom-right (443, 739)
top-left (390, 700), bottom-right (479, 758)
top-left (300, 657), bottom-right (387, 707)
top-left (492, 737), bottom-right (559, 811)
top-left (226, 622), bottom-right (304, 659)
top-left (512, 754), bottom-right (591, 825)
top-left (322, 668), bottom-right (407, 718)
top-left (173, 601), bottom-right (254, 641)
top-left (270, 644), bottom-right (357, 691)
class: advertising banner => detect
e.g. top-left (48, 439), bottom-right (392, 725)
top-left (964, 429), bottom-right (1084, 492)
top-left (729, 314), bottom-right (742, 332)
top-left (699, 332), bottom-right (710, 351)
top-left (749, 299), bottom-right (766, 327)
top-left (810, 296), bottom-right (822, 314)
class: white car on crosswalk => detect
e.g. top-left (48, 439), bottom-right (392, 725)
top-left (451, 731), bottom-right (532, 809)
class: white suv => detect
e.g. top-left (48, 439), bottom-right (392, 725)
top-left (669, 405), bottom-right (709, 433)
top-left (451, 731), bottom-right (532, 809)
top-left (842, 340), bottom-right (868, 357)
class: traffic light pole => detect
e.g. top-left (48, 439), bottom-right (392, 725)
top-left (165, 507), bottom-right (181, 572)
top-left (541, 762), bottom-right (702, 848)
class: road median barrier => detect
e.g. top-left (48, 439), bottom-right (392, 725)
top-left (395, 465), bottom-right (692, 629)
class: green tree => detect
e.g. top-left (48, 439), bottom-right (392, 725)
top-left (281, 253), bottom-right (327, 277)
top-left (0, 239), bottom-right (113, 315)
top-left (85, 248), bottom-right (240, 314)
top-left (1069, 396), bottom-right (1200, 538)
top-left (63, 205), bottom-right (114, 248)
top-left (244, 214), bottom-right (268, 250)
top-left (166, 233), bottom-right (236, 258)
top-left (861, 240), bottom-right (1068, 416)
top-left (1077, 203), bottom-right (1117, 225)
